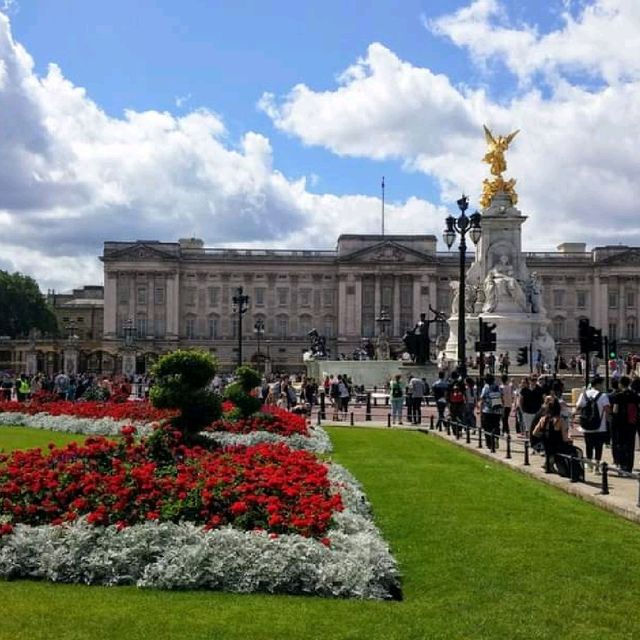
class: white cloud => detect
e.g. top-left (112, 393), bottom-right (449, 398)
top-left (0, 13), bottom-right (439, 291)
top-left (429, 0), bottom-right (640, 85)
top-left (261, 3), bottom-right (640, 253)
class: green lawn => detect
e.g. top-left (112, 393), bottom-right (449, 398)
top-left (2, 425), bottom-right (640, 640)
top-left (0, 425), bottom-right (90, 452)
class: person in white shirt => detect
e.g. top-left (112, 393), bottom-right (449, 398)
top-left (499, 374), bottom-right (514, 435)
top-left (574, 375), bottom-right (610, 471)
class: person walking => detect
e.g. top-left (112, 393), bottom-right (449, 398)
top-left (409, 375), bottom-right (425, 425)
top-left (499, 374), bottom-right (514, 435)
top-left (575, 375), bottom-right (610, 472)
top-left (609, 375), bottom-right (639, 472)
top-left (432, 371), bottom-right (449, 429)
top-left (479, 374), bottom-right (503, 449)
top-left (390, 374), bottom-right (404, 426)
top-left (518, 375), bottom-right (544, 438)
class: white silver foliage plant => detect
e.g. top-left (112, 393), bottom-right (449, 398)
top-left (0, 463), bottom-right (400, 599)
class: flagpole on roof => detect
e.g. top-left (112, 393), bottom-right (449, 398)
top-left (381, 176), bottom-right (385, 237)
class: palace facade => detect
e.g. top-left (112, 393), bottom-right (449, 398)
top-left (4, 235), bottom-right (640, 375)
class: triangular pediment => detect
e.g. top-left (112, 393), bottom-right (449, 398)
top-left (599, 248), bottom-right (640, 266)
top-left (103, 242), bottom-right (178, 262)
top-left (338, 240), bottom-right (434, 264)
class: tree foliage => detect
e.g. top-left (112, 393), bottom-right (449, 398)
top-left (149, 350), bottom-right (222, 441)
top-left (223, 365), bottom-right (262, 417)
top-left (0, 271), bottom-right (58, 338)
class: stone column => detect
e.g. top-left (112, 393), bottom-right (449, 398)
top-left (104, 272), bottom-right (118, 339)
top-left (392, 275), bottom-right (401, 337)
top-left (373, 275), bottom-right (381, 320)
top-left (337, 274), bottom-right (348, 337)
top-left (600, 279), bottom-right (609, 333)
top-left (354, 275), bottom-right (363, 337)
top-left (618, 277), bottom-right (626, 340)
top-left (412, 275), bottom-right (422, 319)
top-left (165, 271), bottom-right (180, 338)
top-left (592, 274), bottom-right (600, 328)
top-left (429, 277), bottom-right (438, 313)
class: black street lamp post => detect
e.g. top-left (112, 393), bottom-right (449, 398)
top-left (254, 318), bottom-right (265, 373)
top-left (443, 195), bottom-right (482, 377)
top-left (232, 287), bottom-right (250, 369)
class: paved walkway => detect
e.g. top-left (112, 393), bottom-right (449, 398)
top-left (314, 405), bottom-right (640, 524)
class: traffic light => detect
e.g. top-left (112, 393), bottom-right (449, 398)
top-left (590, 328), bottom-right (603, 358)
top-left (578, 319), bottom-right (590, 353)
top-left (517, 346), bottom-right (528, 366)
top-left (609, 339), bottom-right (618, 359)
top-left (479, 319), bottom-right (497, 352)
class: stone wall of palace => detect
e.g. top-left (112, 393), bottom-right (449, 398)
top-left (4, 237), bottom-right (640, 375)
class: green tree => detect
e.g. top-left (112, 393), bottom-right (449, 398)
top-left (223, 365), bottom-right (262, 417)
top-left (149, 349), bottom-right (222, 443)
top-left (0, 271), bottom-right (58, 338)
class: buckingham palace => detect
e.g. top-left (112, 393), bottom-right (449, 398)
top-left (4, 233), bottom-right (640, 376)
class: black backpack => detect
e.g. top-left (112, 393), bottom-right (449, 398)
top-left (579, 391), bottom-right (602, 432)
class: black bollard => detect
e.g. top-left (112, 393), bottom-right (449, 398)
top-left (316, 409), bottom-right (321, 426)
top-left (570, 454), bottom-right (579, 483)
top-left (637, 476), bottom-right (640, 508)
top-left (600, 462), bottom-right (609, 495)
top-left (524, 441), bottom-right (530, 466)
top-left (466, 424), bottom-right (471, 444)
top-left (490, 431), bottom-right (496, 453)
top-left (387, 414), bottom-right (391, 428)
top-left (446, 420), bottom-right (451, 436)
top-left (544, 449), bottom-right (552, 473)
top-left (430, 415), bottom-right (435, 430)
top-left (350, 412), bottom-right (354, 426)
top-left (455, 422), bottom-right (460, 440)
top-left (320, 393), bottom-right (326, 421)
top-left (365, 393), bottom-right (372, 422)
top-left (478, 425), bottom-right (483, 449)
top-left (506, 433), bottom-right (512, 459)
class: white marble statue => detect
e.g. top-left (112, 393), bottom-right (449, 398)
top-left (526, 271), bottom-right (545, 314)
top-left (375, 333), bottom-right (391, 361)
top-left (450, 280), bottom-right (460, 314)
top-left (482, 254), bottom-right (527, 312)
top-left (532, 326), bottom-right (556, 365)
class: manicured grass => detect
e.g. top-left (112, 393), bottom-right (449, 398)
top-left (0, 425), bottom-right (90, 452)
top-left (2, 426), bottom-right (640, 640)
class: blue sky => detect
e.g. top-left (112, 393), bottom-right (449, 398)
top-left (1, 0), bottom-right (639, 289)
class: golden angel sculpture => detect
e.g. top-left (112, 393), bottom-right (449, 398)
top-left (480, 125), bottom-right (519, 208)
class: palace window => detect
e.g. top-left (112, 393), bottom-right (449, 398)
top-left (608, 291), bottom-right (618, 309)
top-left (608, 323), bottom-right (618, 340)
top-left (185, 317), bottom-right (196, 340)
top-left (626, 319), bottom-right (636, 340)
top-left (254, 287), bottom-right (265, 306)
top-left (323, 289), bottom-right (334, 306)
top-left (208, 287), bottom-right (220, 307)
top-left (208, 315), bottom-right (220, 339)
top-left (277, 315), bottom-right (289, 338)
top-left (300, 288), bottom-right (311, 307)
top-left (576, 290), bottom-right (587, 309)
top-left (552, 317), bottom-right (565, 339)
top-left (154, 287), bottom-right (165, 305)
top-left (323, 316), bottom-right (336, 338)
top-left (627, 290), bottom-right (636, 308)
top-left (277, 288), bottom-right (289, 306)
top-left (185, 287), bottom-right (197, 307)
top-left (299, 314), bottom-right (313, 336)
top-left (154, 318), bottom-right (165, 337)
top-left (136, 315), bottom-right (148, 338)
top-left (553, 290), bottom-right (565, 308)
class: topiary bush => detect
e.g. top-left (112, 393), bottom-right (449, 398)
top-left (223, 365), bottom-right (262, 417)
top-left (150, 349), bottom-right (222, 442)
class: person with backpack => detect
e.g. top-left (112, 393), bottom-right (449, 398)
top-left (464, 377), bottom-right (477, 429)
top-left (574, 375), bottom-right (610, 472)
top-left (448, 376), bottom-right (466, 432)
top-left (479, 373), bottom-right (503, 449)
top-left (432, 371), bottom-right (449, 429)
top-left (389, 374), bottom-right (404, 425)
top-left (533, 396), bottom-right (583, 480)
top-left (609, 375), bottom-right (639, 472)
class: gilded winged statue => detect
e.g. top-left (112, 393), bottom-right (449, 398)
top-left (480, 125), bottom-right (520, 208)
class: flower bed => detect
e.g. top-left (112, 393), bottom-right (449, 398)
top-left (0, 400), bottom-right (173, 423)
top-left (0, 434), bottom-right (339, 536)
top-left (0, 402), bottom-right (332, 453)
top-left (0, 462), bottom-right (400, 599)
